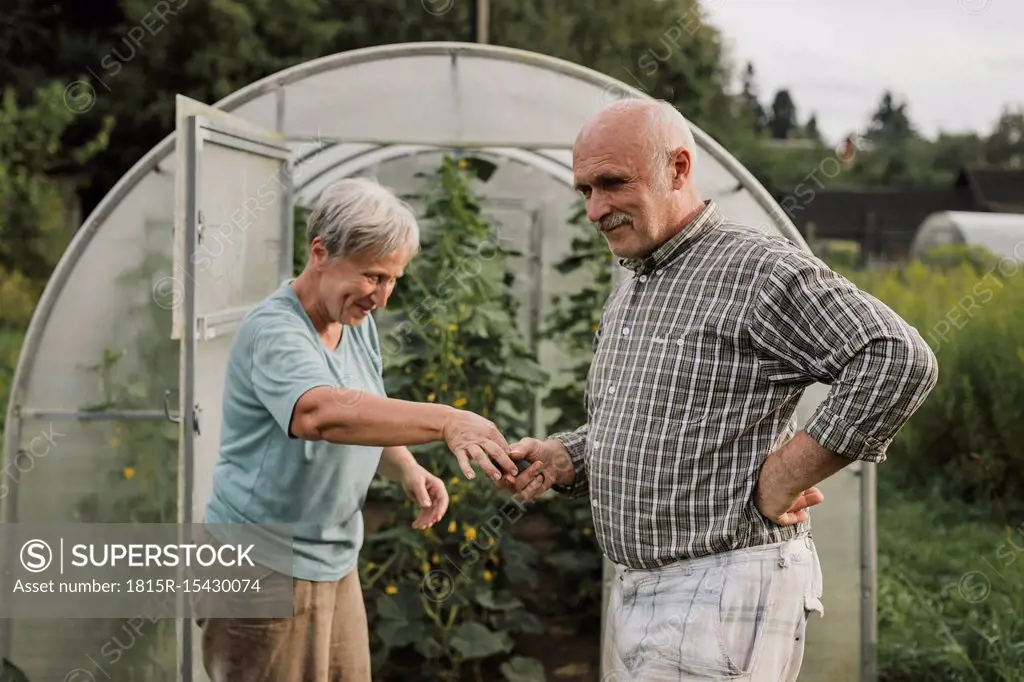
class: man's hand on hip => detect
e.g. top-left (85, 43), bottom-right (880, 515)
top-left (755, 431), bottom-right (844, 525)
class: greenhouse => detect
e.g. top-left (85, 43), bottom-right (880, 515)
top-left (1, 42), bottom-right (872, 681)
top-left (910, 210), bottom-right (1024, 262)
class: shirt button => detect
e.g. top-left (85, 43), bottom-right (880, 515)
top-left (639, 275), bottom-right (648, 283)
top-left (591, 499), bottom-right (599, 508)
top-left (607, 385), bottom-right (615, 394)
top-left (622, 327), bottom-right (630, 336)
top-left (676, 338), bottom-right (684, 346)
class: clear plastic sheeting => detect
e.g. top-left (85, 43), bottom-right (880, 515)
top-left (4, 418), bottom-right (178, 681)
top-left (910, 210), bottom-right (1024, 261)
top-left (1, 42), bottom-right (865, 682)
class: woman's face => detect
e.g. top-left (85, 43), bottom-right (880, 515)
top-left (314, 242), bottom-right (412, 326)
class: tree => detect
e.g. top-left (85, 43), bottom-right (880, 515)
top-left (866, 90), bottom-right (915, 144)
top-left (0, 81), bottom-right (112, 283)
top-left (1, 0), bottom-right (751, 218)
top-left (804, 113), bottom-right (822, 142)
top-left (983, 107), bottom-right (1024, 168)
top-left (767, 89), bottom-right (797, 140)
top-left (739, 62), bottom-right (768, 135)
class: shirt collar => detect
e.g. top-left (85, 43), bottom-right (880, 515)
top-left (618, 200), bottom-right (723, 274)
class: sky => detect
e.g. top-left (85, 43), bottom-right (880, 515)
top-left (701, 0), bottom-right (1024, 145)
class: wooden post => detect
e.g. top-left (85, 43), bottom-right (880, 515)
top-left (471, 0), bottom-right (489, 43)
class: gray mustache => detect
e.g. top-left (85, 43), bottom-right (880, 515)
top-left (599, 212), bottom-right (633, 231)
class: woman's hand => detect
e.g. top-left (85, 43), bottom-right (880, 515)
top-left (401, 463), bottom-right (450, 530)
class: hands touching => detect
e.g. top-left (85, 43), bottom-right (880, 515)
top-left (440, 408), bottom-right (520, 483)
top-left (497, 437), bottom-right (575, 502)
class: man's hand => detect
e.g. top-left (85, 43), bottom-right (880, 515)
top-left (400, 463), bottom-right (450, 530)
top-left (441, 409), bottom-right (517, 482)
top-left (754, 432), bottom-right (837, 525)
top-left (754, 483), bottom-right (825, 526)
top-left (499, 437), bottom-right (574, 502)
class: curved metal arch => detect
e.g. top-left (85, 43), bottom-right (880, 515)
top-left (294, 144), bottom-right (577, 205)
top-left (3, 40), bottom-right (805, 517)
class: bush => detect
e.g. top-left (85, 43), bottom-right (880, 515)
top-left (843, 257), bottom-right (1024, 520)
top-left (359, 156), bottom-right (550, 682)
top-left (877, 473), bottom-right (1024, 682)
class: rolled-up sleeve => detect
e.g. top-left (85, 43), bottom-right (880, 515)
top-left (749, 251), bottom-right (939, 463)
top-left (549, 423), bottom-right (590, 497)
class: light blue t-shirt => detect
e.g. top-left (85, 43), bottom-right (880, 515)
top-left (204, 280), bottom-right (386, 582)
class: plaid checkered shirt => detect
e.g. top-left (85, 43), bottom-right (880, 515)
top-left (551, 200), bottom-right (938, 570)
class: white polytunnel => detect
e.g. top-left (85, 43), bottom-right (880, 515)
top-left (1, 42), bottom-right (874, 682)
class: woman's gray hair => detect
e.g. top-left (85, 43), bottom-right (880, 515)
top-left (306, 177), bottom-right (420, 259)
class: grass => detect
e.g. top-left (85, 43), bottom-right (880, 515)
top-left (876, 472), bottom-right (1024, 682)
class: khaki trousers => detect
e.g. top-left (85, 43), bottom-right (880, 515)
top-left (601, 533), bottom-right (824, 681)
top-left (197, 567), bottom-right (371, 682)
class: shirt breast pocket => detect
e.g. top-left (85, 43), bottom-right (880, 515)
top-left (639, 327), bottom-right (724, 426)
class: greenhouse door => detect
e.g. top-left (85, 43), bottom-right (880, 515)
top-left (172, 94), bottom-right (295, 682)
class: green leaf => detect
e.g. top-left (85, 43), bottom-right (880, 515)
top-left (499, 536), bottom-right (538, 588)
top-left (414, 636), bottom-right (446, 660)
top-left (500, 656), bottom-right (546, 682)
top-left (375, 594), bottom-right (405, 621)
top-left (491, 609), bottom-right (544, 635)
top-left (475, 590), bottom-right (523, 612)
top-left (449, 621), bottom-right (514, 660)
top-left (377, 618), bottom-right (426, 649)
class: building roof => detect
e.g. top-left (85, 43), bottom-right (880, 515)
top-left (955, 167), bottom-right (1024, 213)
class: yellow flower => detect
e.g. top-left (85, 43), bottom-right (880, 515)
top-left (432, 554), bottom-right (440, 565)
top-left (483, 570), bottom-right (494, 581)
top-left (449, 477), bottom-right (459, 486)
top-left (420, 561), bottom-right (430, 574)
top-left (385, 585), bottom-right (398, 595)
top-left (464, 527), bottom-right (477, 542)
top-left (426, 392), bottom-right (436, 402)
top-left (453, 357), bottom-right (464, 366)
top-left (451, 494), bottom-right (461, 504)
top-left (448, 520), bottom-right (457, 533)
top-left (457, 159), bottom-right (469, 169)
top-left (109, 437), bottom-right (120, 448)
top-left (452, 397), bottom-right (468, 409)
top-left (583, 527), bottom-right (593, 537)
top-left (122, 467), bottom-right (135, 480)
top-left (448, 323), bottom-right (458, 332)
top-left (366, 562), bottom-right (376, 571)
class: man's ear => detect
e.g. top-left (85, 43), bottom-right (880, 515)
top-left (670, 147), bottom-right (691, 189)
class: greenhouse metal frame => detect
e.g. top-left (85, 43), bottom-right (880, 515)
top-left (1, 42), bottom-right (875, 682)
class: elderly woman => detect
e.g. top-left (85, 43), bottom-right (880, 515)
top-left (198, 177), bottom-right (527, 681)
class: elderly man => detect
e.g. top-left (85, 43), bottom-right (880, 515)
top-left (198, 177), bottom-right (520, 681)
top-left (505, 101), bottom-right (938, 681)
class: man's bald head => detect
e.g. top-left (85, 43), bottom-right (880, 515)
top-left (575, 99), bottom-right (698, 179)
top-left (571, 99), bottom-right (704, 260)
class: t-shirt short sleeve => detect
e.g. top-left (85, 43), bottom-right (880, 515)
top-left (248, 314), bottom-right (335, 437)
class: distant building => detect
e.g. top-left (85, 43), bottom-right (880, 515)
top-left (774, 167), bottom-right (1024, 262)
